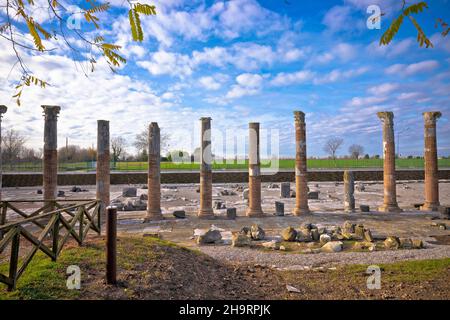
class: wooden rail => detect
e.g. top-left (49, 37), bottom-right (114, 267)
top-left (0, 200), bottom-right (101, 291)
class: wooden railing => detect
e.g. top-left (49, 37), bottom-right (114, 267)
top-left (0, 200), bottom-right (101, 291)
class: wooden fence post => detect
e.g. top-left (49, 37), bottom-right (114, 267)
top-left (0, 202), bottom-right (6, 240)
top-left (52, 213), bottom-right (60, 261)
top-left (106, 206), bottom-right (117, 285)
top-left (8, 230), bottom-right (20, 291)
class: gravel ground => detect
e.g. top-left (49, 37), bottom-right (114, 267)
top-left (198, 243), bottom-right (450, 269)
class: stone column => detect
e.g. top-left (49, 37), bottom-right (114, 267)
top-left (198, 117), bottom-right (214, 218)
top-left (0, 105), bottom-right (7, 202)
top-left (246, 122), bottom-right (264, 217)
top-left (293, 111), bottom-right (309, 215)
top-left (377, 111), bottom-right (402, 212)
top-left (96, 120), bottom-right (110, 217)
top-left (343, 170), bottom-right (355, 212)
top-left (42, 105), bottom-right (60, 210)
top-left (421, 111), bottom-right (441, 211)
top-left (144, 122), bottom-right (162, 221)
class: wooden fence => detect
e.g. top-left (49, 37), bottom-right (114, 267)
top-left (0, 200), bottom-right (101, 291)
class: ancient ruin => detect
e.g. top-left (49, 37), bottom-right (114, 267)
top-left (96, 120), bottom-right (110, 217)
top-left (343, 170), bottom-right (355, 212)
top-left (246, 122), bottom-right (264, 217)
top-left (198, 117), bottom-right (214, 218)
top-left (421, 112), bottom-right (442, 211)
top-left (0, 105), bottom-right (7, 201)
top-left (377, 111), bottom-right (402, 213)
top-left (144, 122), bottom-right (163, 221)
top-left (293, 111), bottom-right (309, 215)
top-left (42, 105), bottom-right (60, 211)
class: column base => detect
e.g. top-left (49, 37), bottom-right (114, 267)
top-left (420, 202), bottom-right (440, 211)
top-left (293, 207), bottom-right (310, 215)
top-left (198, 209), bottom-right (215, 219)
top-left (144, 211), bottom-right (164, 223)
top-left (378, 205), bottom-right (403, 213)
top-left (246, 208), bottom-right (264, 217)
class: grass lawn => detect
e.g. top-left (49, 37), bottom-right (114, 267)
top-left (5, 158), bottom-right (450, 172)
top-left (1, 236), bottom-right (449, 300)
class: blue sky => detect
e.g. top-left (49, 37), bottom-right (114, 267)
top-left (1, 0), bottom-right (449, 158)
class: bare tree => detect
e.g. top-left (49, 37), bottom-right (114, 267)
top-left (1, 129), bottom-right (26, 167)
top-left (323, 137), bottom-right (344, 159)
top-left (133, 126), bottom-right (170, 156)
top-left (349, 144), bottom-right (364, 159)
top-left (111, 137), bottom-right (127, 163)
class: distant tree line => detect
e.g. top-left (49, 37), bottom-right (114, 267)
top-left (2, 130), bottom-right (449, 167)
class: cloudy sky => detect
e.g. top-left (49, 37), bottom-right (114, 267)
top-left (1, 0), bottom-right (449, 158)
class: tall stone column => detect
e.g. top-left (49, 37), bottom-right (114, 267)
top-left (293, 111), bottom-right (309, 215)
top-left (144, 122), bottom-right (162, 221)
top-left (96, 120), bottom-right (110, 217)
top-left (246, 122), bottom-right (264, 217)
top-left (198, 117), bottom-right (214, 218)
top-left (42, 105), bottom-right (60, 210)
top-left (377, 111), bottom-right (402, 212)
top-left (421, 111), bottom-right (441, 211)
top-left (343, 170), bottom-right (355, 212)
top-left (0, 105), bottom-right (7, 202)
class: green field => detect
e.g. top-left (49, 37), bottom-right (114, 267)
top-left (5, 158), bottom-right (450, 172)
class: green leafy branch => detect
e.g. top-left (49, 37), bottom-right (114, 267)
top-left (128, 3), bottom-right (157, 42)
top-left (380, 1), bottom-right (433, 48)
top-left (5, 0), bottom-right (156, 106)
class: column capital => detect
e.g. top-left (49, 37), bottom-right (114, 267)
top-left (149, 122), bottom-right (159, 129)
top-left (423, 111), bottom-right (441, 125)
top-left (377, 111), bottom-right (394, 125)
top-left (200, 117), bottom-right (212, 122)
top-left (0, 105), bottom-right (7, 115)
top-left (42, 105), bottom-right (61, 120)
top-left (294, 111), bottom-right (305, 123)
top-left (249, 122), bottom-right (260, 129)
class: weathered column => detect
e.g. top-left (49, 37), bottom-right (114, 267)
top-left (42, 105), bottom-right (60, 210)
top-left (421, 111), bottom-right (441, 211)
top-left (377, 111), bottom-right (402, 212)
top-left (198, 117), bottom-right (214, 218)
top-left (0, 105), bottom-right (7, 202)
top-left (246, 122), bottom-right (264, 217)
top-left (144, 122), bottom-right (162, 221)
top-left (96, 120), bottom-right (110, 217)
top-left (343, 170), bottom-right (355, 212)
top-left (293, 111), bottom-right (309, 215)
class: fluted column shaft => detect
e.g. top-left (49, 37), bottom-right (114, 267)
top-left (145, 122), bottom-right (162, 220)
top-left (377, 111), bottom-right (402, 212)
top-left (246, 122), bottom-right (264, 217)
top-left (198, 117), bottom-right (214, 218)
top-left (421, 111), bottom-right (441, 211)
top-left (42, 105), bottom-right (60, 210)
top-left (293, 111), bottom-right (309, 215)
top-left (96, 120), bottom-right (110, 217)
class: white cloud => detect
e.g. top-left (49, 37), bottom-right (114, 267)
top-left (385, 60), bottom-right (439, 76)
top-left (225, 73), bottom-right (263, 99)
top-left (367, 83), bottom-right (399, 95)
top-left (347, 96), bottom-right (388, 107)
top-left (137, 50), bottom-right (193, 77)
top-left (322, 6), bottom-right (354, 33)
top-left (199, 76), bottom-right (221, 90)
top-left (271, 70), bottom-right (314, 86)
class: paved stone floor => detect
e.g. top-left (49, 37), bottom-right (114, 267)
top-left (2, 180), bottom-right (449, 267)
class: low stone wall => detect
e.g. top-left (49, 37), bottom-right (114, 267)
top-left (3, 169), bottom-right (450, 187)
